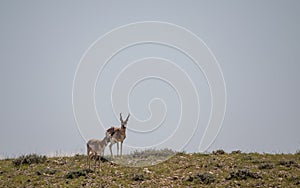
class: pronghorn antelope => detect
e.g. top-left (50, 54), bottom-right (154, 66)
top-left (86, 134), bottom-right (111, 170)
top-left (106, 113), bottom-right (130, 158)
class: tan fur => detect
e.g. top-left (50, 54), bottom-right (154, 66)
top-left (86, 135), bottom-right (110, 170)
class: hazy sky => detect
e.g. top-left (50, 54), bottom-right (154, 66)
top-left (1, 1), bottom-right (300, 158)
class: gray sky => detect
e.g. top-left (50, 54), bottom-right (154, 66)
top-left (1, 1), bottom-right (300, 158)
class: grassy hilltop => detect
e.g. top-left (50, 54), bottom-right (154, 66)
top-left (0, 149), bottom-right (300, 187)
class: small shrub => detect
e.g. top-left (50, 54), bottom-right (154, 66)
top-left (12, 154), bottom-right (47, 166)
top-left (74, 154), bottom-right (85, 160)
top-left (288, 176), bottom-right (300, 185)
top-left (185, 175), bottom-right (194, 182)
top-left (242, 155), bottom-right (253, 161)
top-left (251, 159), bottom-right (263, 164)
top-left (258, 163), bottom-right (274, 170)
top-left (212, 149), bottom-right (226, 155)
top-left (131, 148), bottom-right (175, 158)
top-left (46, 168), bottom-right (56, 175)
top-left (177, 151), bottom-right (186, 155)
top-left (185, 172), bottom-right (215, 184)
top-left (215, 163), bottom-right (224, 168)
top-left (132, 173), bottom-right (144, 181)
top-left (231, 150), bottom-right (242, 154)
top-left (36, 168), bottom-right (56, 176)
top-left (278, 160), bottom-right (298, 168)
top-left (226, 169), bottom-right (261, 180)
top-left (65, 169), bottom-right (93, 179)
top-left (195, 172), bottom-right (215, 184)
top-left (36, 171), bottom-right (42, 176)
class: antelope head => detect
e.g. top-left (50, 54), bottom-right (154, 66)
top-left (120, 113), bottom-right (130, 128)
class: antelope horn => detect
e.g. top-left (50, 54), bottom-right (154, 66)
top-left (120, 113), bottom-right (123, 122)
top-left (125, 113), bottom-right (130, 122)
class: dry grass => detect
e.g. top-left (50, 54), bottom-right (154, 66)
top-left (0, 150), bottom-right (300, 187)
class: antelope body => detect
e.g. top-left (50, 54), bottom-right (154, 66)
top-left (106, 113), bottom-right (130, 158)
top-left (86, 134), bottom-right (111, 170)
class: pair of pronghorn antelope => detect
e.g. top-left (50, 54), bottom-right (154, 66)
top-left (86, 113), bottom-right (130, 170)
